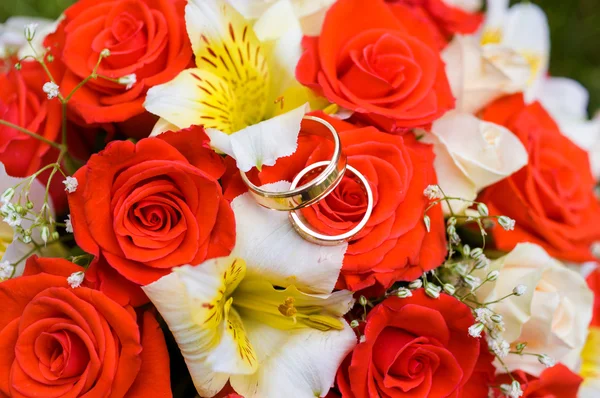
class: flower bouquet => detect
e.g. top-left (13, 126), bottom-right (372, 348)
top-left (0, 0), bottom-right (599, 397)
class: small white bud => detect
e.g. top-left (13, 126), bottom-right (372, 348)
top-left (425, 284), bottom-right (441, 299)
top-left (490, 314), bottom-right (503, 323)
top-left (350, 320), bottom-right (359, 328)
top-left (477, 202), bottom-right (489, 217)
top-left (500, 380), bottom-right (523, 398)
top-left (463, 274), bottom-right (481, 289)
top-left (498, 216), bottom-right (516, 231)
top-left (538, 354), bottom-right (555, 368)
top-left (63, 176), bottom-right (78, 193)
top-left (396, 288), bottom-right (412, 298)
top-left (462, 244), bottom-right (471, 257)
top-left (423, 184), bottom-right (442, 200)
top-left (118, 73), bottom-right (137, 90)
top-left (486, 270), bottom-right (499, 281)
top-left (42, 81), bottom-right (60, 100)
top-left (24, 23), bottom-right (38, 41)
top-left (1, 187), bottom-right (15, 204)
top-left (442, 283), bottom-right (455, 295)
top-left (474, 256), bottom-right (489, 269)
top-left (408, 279), bottom-right (423, 289)
top-left (470, 247), bottom-right (483, 258)
top-left (423, 214), bottom-right (431, 232)
top-left (359, 295), bottom-right (368, 306)
top-left (468, 322), bottom-right (485, 338)
top-left (513, 284), bottom-right (527, 296)
top-left (100, 48), bottom-right (111, 57)
top-left (67, 271), bottom-right (85, 288)
top-left (41, 226), bottom-right (50, 243)
top-left (65, 214), bottom-right (73, 233)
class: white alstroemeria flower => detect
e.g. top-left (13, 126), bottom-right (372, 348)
top-left (480, 0), bottom-right (550, 103)
top-left (473, 243), bottom-right (593, 376)
top-left (443, 35), bottom-right (530, 114)
top-left (0, 163), bottom-right (63, 279)
top-left (0, 16), bottom-right (59, 59)
top-left (420, 111), bottom-right (528, 214)
top-left (143, 183), bottom-right (356, 398)
top-left (146, 0), bottom-right (317, 140)
top-left (228, 0), bottom-right (336, 35)
top-left (207, 103), bottom-right (307, 172)
top-left (538, 77), bottom-right (600, 179)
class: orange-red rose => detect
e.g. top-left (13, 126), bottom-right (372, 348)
top-left (386, 0), bottom-right (483, 36)
top-left (337, 291), bottom-right (485, 397)
top-left (68, 126), bottom-right (235, 302)
top-left (0, 62), bottom-right (61, 177)
top-left (243, 113), bottom-right (447, 293)
top-left (296, 0), bottom-right (454, 132)
top-left (45, 0), bottom-right (192, 135)
top-left (481, 94), bottom-right (600, 262)
top-left (494, 364), bottom-right (583, 397)
top-left (0, 256), bottom-right (171, 397)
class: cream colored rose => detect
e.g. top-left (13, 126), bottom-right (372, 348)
top-left (420, 111), bottom-right (528, 214)
top-left (442, 35), bottom-right (530, 114)
top-left (474, 243), bottom-right (594, 376)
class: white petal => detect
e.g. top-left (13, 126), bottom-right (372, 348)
top-left (227, 0), bottom-right (273, 19)
top-left (143, 268), bottom-right (230, 397)
top-left (149, 118), bottom-right (180, 138)
top-left (231, 186), bottom-right (347, 294)
top-left (230, 318), bottom-right (356, 398)
top-left (435, 113), bottom-right (528, 188)
top-left (482, 0), bottom-right (509, 32)
top-left (207, 104), bottom-right (308, 172)
top-left (443, 36), bottom-right (529, 114)
top-left (420, 131), bottom-right (477, 214)
top-left (144, 68), bottom-right (225, 131)
top-left (502, 3), bottom-right (550, 102)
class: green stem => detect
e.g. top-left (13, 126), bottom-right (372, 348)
top-left (0, 120), bottom-right (63, 150)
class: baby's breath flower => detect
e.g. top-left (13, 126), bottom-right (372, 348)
top-left (63, 176), bottom-right (78, 193)
top-left (423, 214), bottom-right (431, 232)
top-left (65, 214), bottom-right (73, 233)
top-left (470, 247), bottom-right (483, 258)
top-left (41, 226), bottom-right (50, 244)
top-left (498, 216), bottom-right (516, 231)
top-left (477, 202), bottom-right (489, 216)
top-left (350, 320), bottom-right (359, 328)
top-left (591, 241), bottom-right (600, 259)
top-left (475, 307), bottom-right (494, 324)
top-left (100, 48), bottom-right (111, 57)
top-left (486, 270), bottom-right (499, 281)
top-left (42, 81), bottom-right (59, 100)
top-left (513, 284), bottom-right (527, 296)
top-left (118, 73), bottom-right (137, 90)
top-left (1, 187), bottom-right (15, 204)
top-left (500, 381), bottom-right (523, 398)
top-left (442, 283), bottom-right (455, 295)
top-left (423, 184), bottom-right (442, 200)
top-left (0, 260), bottom-right (14, 280)
top-left (3, 211), bottom-right (22, 227)
top-left (487, 335), bottom-right (510, 358)
top-left (468, 322), bottom-right (484, 338)
top-left (67, 271), bottom-right (85, 288)
top-left (463, 274), bottom-right (481, 289)
top-left (538, 354), bottom-right (556, 368)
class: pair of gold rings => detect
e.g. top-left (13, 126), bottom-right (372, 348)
top-left (240, 115), bottom-right (374, 245)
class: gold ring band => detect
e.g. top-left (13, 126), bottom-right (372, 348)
top-left (240, 115), bottom-right (346, 211)
top-left (288, 161), bottom-right (373, 246)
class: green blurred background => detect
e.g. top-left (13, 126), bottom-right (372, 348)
top-left (2, 0), bottom-right (599, 113)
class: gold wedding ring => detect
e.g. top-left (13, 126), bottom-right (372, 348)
top-left (288, 161), bottom-right (374, 246)
top-left (240, 115), bottom-right (346, 211)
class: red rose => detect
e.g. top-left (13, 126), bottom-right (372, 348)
top-left (587, 268), bottom-right (600, 327)
top-left (68, 126), bottom-right (235, 303)
top-left (245, 113), bottom-right (446, 293)
top-left (296, 0), bottom-right (454, 132)
top-left (0, 256), bottom-right (171, 397)
top-left (494, 364), bottom-right (583, 397)
top-left (481, 94), bottom-right (600, 262)
top-left (45, 0), bottom-right (192, 134)
top-left (386, 0), bottom-right (483, 36)
top-left (0, 62), bottom-right (61, 177)
top-left (337, 291), bottom-right (481, 397)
